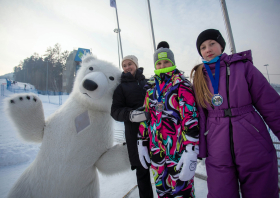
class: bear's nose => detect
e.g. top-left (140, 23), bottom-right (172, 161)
top-left (83, 79), bottom-right (98, 91)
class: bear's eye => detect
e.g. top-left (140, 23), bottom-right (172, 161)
top-left (89, 67), bottom-right (93, 71)
top-left (109, 76), bottom-right (114, 81)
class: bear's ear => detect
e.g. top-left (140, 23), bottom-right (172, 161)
top-left (81, 53), bottom-right (97, 65)
top-left (83, 56), bottom-right (95, 63)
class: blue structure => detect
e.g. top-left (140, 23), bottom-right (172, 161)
top-left (74, 48), bottom-right (91, 62)
top-left (62, 48), bottom-right (91, 93)
top-left (6, 78), bottom-right (11, 89)
top-left (74, 48), bottom-right (91, 73)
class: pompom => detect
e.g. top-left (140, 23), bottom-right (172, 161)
top-left (157, 41), bottom-right (169, 50)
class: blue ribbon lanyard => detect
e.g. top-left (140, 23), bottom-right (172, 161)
top-left (203, 58), bottom-right (220, 95)
top-left (155, 76), bottom-right (172, 102)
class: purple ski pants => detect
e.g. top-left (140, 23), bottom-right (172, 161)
top-left (205, 117), bottom-right (278, 198)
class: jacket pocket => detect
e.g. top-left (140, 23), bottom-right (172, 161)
top-left (239, 118), bottom-right (273, 152)
top-left (205, 122), bottom-right (217, 143)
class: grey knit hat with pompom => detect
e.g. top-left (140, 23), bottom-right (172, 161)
top-left (153, 41), bottom-right (175, 68)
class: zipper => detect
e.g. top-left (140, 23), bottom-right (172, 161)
top-left (251, 124), bottom-right (259, 132)
top-left (225, 62), bottom-right (236, 165)
top-left (204, 130), bottom-right (209, 136)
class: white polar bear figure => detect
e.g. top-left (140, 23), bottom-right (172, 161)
top-left (5, 54), bottom-right (130, 198)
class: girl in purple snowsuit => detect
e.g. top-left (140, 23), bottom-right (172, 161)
top-left (191, 29), bottom-right (280, 198)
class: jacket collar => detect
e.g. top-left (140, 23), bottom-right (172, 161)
top-left (203, 50), bottom-right (252, 70)
top-left (155, 69), bottom-right (181, 82)
top-left (121, 67), bottom-right (145, 82)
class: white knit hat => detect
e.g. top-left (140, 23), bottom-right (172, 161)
top-left (122, 55), bottom-right (139, 68)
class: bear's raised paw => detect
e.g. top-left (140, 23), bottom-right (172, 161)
top-left (10, 95), bottom-right (38, 104)
top-left (5, 93), bottom-right (45, 142)
top-left (6, 93), bottom-right (42, 112)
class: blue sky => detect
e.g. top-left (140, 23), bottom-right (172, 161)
top-left (0, 0), bottom-right (280, 83)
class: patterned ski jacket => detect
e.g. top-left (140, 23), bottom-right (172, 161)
top-left (138, 70), bottom-right (199, 157)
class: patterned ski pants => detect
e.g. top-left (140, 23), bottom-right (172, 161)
top-left (150, 147), bottom-right (195, 198)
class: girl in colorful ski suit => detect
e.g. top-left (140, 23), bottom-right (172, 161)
top-left (138, 41), bottom-right (199, 198)
top-left (191, 29), bottom-right (280, 198)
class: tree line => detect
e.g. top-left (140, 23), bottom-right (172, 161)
top-left (13, 43), bottom-right (69, 93)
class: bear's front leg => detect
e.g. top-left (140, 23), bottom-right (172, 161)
top-left (5, 93), bottom-right (45, 142)
top-left (95, 143), bottom-right (130, 175)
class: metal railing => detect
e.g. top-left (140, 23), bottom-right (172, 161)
top-left (1, 84), bottom-right (4, 96)
top-left (274, 142), bottom-right (280, 175)
top-left (1, 85), bottom-right (68, 106)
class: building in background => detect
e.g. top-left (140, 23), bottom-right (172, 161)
top-left (62, 48), bottom-right (91, 93)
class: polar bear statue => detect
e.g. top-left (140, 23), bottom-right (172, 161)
top-left (5, 54), bottom-right (130, 198)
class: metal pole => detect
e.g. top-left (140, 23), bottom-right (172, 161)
top-left (46, 61), bottom-right (48, 94)
top-left (114, 28), bottom-right (121, 69)
top-left (115, 1), bottom-right (123, 59)
top-left (264, 64), bottom-right (270, 84)
top-left (147, 0), bottom-right (156, 52)
top-left (117, 31), bottom-right (121, 68)
top-left (219, 0), bottom-right (236, 54)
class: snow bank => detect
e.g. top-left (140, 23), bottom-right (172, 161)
top-left (0, 143), bottom-right (39, 167)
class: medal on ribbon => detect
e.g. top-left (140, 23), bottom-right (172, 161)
top-left (155, 76), bottom-right (172, 112)
top-left (204, 58), bottom-right (223, 106)
top-left (211, 94), bottom-right (223, 106)
top-left (155, 102), bottom-right (164, 112)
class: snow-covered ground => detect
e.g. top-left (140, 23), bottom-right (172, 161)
top-left (1, 79), bottom-right (278, 197)
top-left (0, 79), bottom-right (208, 198)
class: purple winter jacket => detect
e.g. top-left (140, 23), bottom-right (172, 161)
top-left (197, 50), bottom-right (280, 159)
